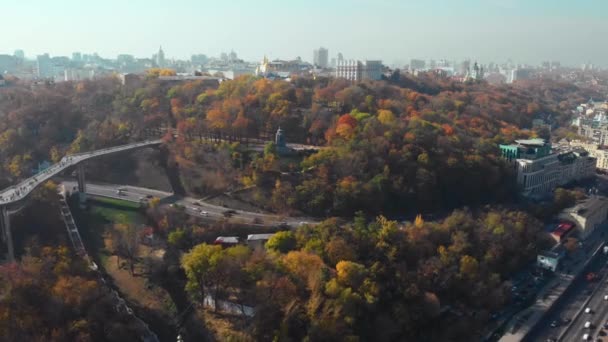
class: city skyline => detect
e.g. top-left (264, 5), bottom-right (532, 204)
top-left (2, 0), bottom-right (607, 67)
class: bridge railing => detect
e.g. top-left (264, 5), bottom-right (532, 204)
top-left (66, 140), bottom-right (162, 158)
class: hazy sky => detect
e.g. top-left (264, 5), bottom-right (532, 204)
top-left (2, 0), bottom-right (607, 67)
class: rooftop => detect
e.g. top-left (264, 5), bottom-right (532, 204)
top-left (247, 233), bottom-right (275, 241)
top-left (538, 250), bottom-right (562, 259)
top-left (562, 196), bottom-right (607, 218)
top-left (514, 138), bottom-right (547, 147)
top-left (214, 236), bottom-right (239, 244)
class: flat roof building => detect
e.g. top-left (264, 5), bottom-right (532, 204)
top-left (559, 196), bottom-right (608, 240)
top-left (247, 233), bottom-right (275, 250)
top-left (500, 139), bottom-right (595, 197)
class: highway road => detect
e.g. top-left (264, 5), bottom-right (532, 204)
top-left (0, 140), bottom-right (161, 205)
top-left (527, 248), bottom-right (608, 342)
top-left (61, 181), bottom-right (314, 228)
top-left (561, 258), bottom-right (608, 342)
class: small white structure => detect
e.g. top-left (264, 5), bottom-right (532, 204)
top-left (214, 236), bottom-right (239, 246)
top-left (537, 250), bottom-right (563, 272)
top-left (247, 233), bottom-right (275, 250)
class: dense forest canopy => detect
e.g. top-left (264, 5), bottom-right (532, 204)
top-left (0, 73), bottom-right (599, 341)
top-left (0, 73), bottom-right (594, 215)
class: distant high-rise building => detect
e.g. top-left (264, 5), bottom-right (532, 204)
top-left (155, 46), bottom-right (166, 67)
top-left (0, 55), bottom-right (17, 73)
top-left (459, 60), bottom-right (470, 75)
top-left (313, 47), bottom-right (329, 68)
top-left (337, 52), bottom-right (344, 63)
top-left (410, 59), bottom-right (426, 71)
top-left (191, 54), bottom-right (208, 66)
top-left (13, 50), bottom-right (25, 60)
top-left (72, 52), bottom-right (82, 62)
top-left (229, 50), bottom-right (238, 62)
top-left (36, 53), bottom-right (52, 78)
top-left (336, 60), bottom-right (383, 81)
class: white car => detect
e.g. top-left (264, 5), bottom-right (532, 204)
top-left (585, 307), bottom-right (592, 314)
top-left (582, 333), bottom-right (589, 340)
top-left (604, 295), bottom-right (608, 301)
top-left (201, 211), bottom-right (209, 217)
top-left (584, 321), bottom-right (591, 329)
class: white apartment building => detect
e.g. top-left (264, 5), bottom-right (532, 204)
top-left (500, 139), bottom-right (596, 197)
top-left (569, 140), bottom-right (608, 171)
top-left (336, 60), bottom-right (383, 81)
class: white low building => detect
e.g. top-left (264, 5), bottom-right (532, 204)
top-left (247, 233), bottom-right (275, 250)
top-left (569, 140), bottom-right (608, 171)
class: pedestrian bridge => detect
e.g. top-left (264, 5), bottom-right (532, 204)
top-left (0, 139), bottom-right (163, 261)
top-left (0, 139), bottom-right (162, 205)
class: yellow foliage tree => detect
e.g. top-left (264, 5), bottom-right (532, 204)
top-left (414, 214), bottom-right (424, 227)
top-left (377, 109), bottom-right (395, 125)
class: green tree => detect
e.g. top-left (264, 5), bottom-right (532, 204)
top-left (181, 243), bottom-right (224, 302)
top-left (266, 231), bottom-right (296, 253)
top-left (168, 228), bottom-right (187, 249)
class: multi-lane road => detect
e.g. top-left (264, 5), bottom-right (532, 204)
top-left (559, 255), bottom-right (608, 342)
top-left (61, 181), bottom-right (313, 228)
top-left (526, 247), bottom-right (608, 342)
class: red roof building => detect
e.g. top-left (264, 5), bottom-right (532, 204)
top-left (551, 222), bottom-right (574, 242)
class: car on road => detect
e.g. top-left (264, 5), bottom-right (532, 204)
top-left (585, 321), bottom-right (592, 329)
top-left (551, 320), bottom-right (559, 328)
top-left (223, 209), bottom-right (237, 217)
top-left (146, 194), bottom-right (153, 199)
top-left (116, 189), bottom-right (125, 196)
top-left (585, 307), bottom-right (592, 314)
top-left (201, 211), bottom-right (209, 217)
top-left (563, 317), bottom-right (572, 324)
top-left (582, 333), bottom-right (589, 340)
top-left (193, 202), bottom-right (202, 206)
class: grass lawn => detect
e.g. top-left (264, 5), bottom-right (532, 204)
top-left (90, 204), bottom-right (144, 226)
top-left (79, 201), bottom-right (177, 339)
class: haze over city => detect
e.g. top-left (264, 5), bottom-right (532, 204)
top-left (3, 2), bottom-right (608, 342)
top-left (2, 0), bottom-right (607, 66)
